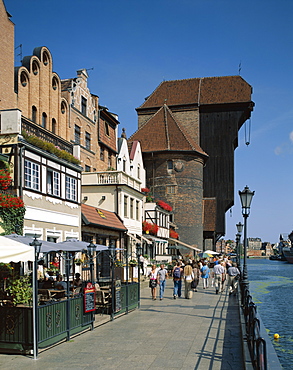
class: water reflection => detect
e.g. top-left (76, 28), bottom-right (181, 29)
top-left (248, 258), bottom-right (293, 369)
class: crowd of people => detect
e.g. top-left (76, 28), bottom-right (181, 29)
top-left (148, 255), bottom-right (240, 300)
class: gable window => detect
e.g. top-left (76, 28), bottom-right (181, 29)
top-left (47, 169), bottom-right (60, 196)
top-left (32, 106), bottom-right (37, 123)
top-left (52, 118), bottom-right (56, 134)
top-left (85, 165), bottom-right (91, 172)
top-left (130, 198), bottom-right (134, 219)
top-left (24, 160), bottom-right (40, 190)
top-left (100, 147), bottom-right (104, 161)
top-left (65, 175), bottom-right (77, 201)
top-left (105, 121), bottom-right (110, 136)
top-left (42, 112), bottom-right (47, 128)
top-left (81, 96), bottom-right (87, 116)
top-left (85, 132), bottom-right (91, 150)
top-left (166, 185), bottom-right (176, 194)
top-left (124, 195), bottom-right (128, 217)
top-left (75, 125), bottom-right (80, 144)
top-left (123, 159), bottom-right (126, 172)
top-left (136, 200), bottom-right (140, 221)
top-left (137, 164), bottom-right (140, 179)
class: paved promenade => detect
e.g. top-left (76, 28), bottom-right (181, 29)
top-left (0, 282), bottom-right (244, 370)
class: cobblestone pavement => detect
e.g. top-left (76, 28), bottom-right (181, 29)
top-left (0, 281), bottom-right (244, 370)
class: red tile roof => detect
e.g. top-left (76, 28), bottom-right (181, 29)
top-left (81, 203), bottom-right (127, 231)
top-left (129, 105), bottom-right (208, 157)
top-left (138, 76), bottom-right (252, 109)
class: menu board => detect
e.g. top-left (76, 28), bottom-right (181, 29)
top-left (115, 279), bottom-right (121, 312)
top-left (84, 283), bottom-right (96, 313)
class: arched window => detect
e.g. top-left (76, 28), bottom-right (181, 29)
top-left (32, 106), bottom-right (37, 123)
top-left (52, 76), bottom-right (58, 91)
top-left (43, 51), bottom-right (49, 66)
top-left (61, 101), bottom-right (66, 114)
top-left (32, 61), bottom-right (39, 75)
top-left (42, 112), bottom-right (47, 128)
top-left (20, 71), bottom-right (28, 87)
top-left (52, 118), bottom-right (56, 134)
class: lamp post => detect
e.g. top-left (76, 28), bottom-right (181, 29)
top-left (136, 242), bottom-right (142, 308)
top-left (239, 185), bottom-right (255, 293)
top-left (87, 241), bottom-right (96, 283)
top-left (29, 235), bottom-right (42, 360)
top-left (236, 222), bottom-right (243, 267)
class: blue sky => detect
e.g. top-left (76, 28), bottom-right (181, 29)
top-left (5, 0), bottom-right (293, 244)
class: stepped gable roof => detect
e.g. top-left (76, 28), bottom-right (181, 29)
top-left (129, 105), bottom-right (208, 157)
top-left (81, 203), bottom-right (127, 232)
top-left (138, 75), bottom-right (252, 109)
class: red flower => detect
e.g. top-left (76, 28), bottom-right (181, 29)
top-left (169, 229), bottom-right (179, 239)
top-left (142, 221), bottom-right (159, 235)
top-left (157, 200), bottom-right (172, 212)
top-left (141, 188), bottom-right (150, 193)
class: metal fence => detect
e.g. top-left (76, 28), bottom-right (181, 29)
top-left (241, 286), bottom-right (267, 370)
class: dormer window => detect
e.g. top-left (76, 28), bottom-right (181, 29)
top-left (105, 122), bottom-right (110, 136)
top-left (81, 96), bottom-right (87, 116)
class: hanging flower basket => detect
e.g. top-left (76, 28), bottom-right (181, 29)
top-left (157, 200), bottom-right (172, 212)
top-left (169, 229), bottom-right (179, 239)
top-left (142, 221), bottom-right (159, 235)
top-left (0, 170), bottom-right (12, 190)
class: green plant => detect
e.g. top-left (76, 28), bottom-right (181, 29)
top-left (115, 260), bottom-right (124, 267)
top-left (143, 254), bottom-right (149, 259)
top-left (7, 275), bottom-right (32, 306)
top-left (22, 131), bottom-right (81, 166)
top-left (0, 199), bottom-right (26, 235)
top-left (48, 263), bottom-right (59, 273)
top-left (0, 262), bottom-right (13, 271)
top-left (129, 259), bottom-right (137, 265)
top-left (74, 258), bottom-right (82, 265)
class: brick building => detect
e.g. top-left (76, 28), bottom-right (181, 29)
top-left (130, 77), bottom-right (254, 250)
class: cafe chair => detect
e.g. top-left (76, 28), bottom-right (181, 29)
top-left (96, 289), bottom-right (109, 315)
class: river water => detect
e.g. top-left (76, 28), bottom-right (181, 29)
top-left (247, 258), bottom-right (293, 369)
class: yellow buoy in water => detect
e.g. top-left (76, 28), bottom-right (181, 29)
top-left (274, 333), bottom-right (280, 340)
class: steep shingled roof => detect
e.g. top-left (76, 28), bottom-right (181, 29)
top-left (81, 203), bottom-right (127, 231)
top-left (138, 75), bottom-right (252, 109)
top-left (129, 105), bottom-right (208, 157)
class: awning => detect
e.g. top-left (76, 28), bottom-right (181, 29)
top-left (0, 236), bottom-right (34, 262)
top-left (168, 238), bottom-right (202, 252)
top-left (127, 233), bottom-right (141, 244)
top-left (146, 235), bottom-right (168, 243)
top-left (138, 234), bottom-right (152, 245)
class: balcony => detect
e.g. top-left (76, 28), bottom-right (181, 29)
top-left (22, 117), bottom-right (73, 154)
top-left (82, 171), bottom-right (141, 191)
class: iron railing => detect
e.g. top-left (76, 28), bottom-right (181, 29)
top-left (241, 285), bottom-right (267, 370)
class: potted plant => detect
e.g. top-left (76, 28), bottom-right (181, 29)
top-left (74, 258), bottom-right (82, 266)
top-left (129, 259), bottom-right (137, 266)
top-left (7, 275), bottom-right (32, 306)
top-left (0, 262), bottom-right (13, 279)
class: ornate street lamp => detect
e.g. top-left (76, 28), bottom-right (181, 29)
top-left (239, 185), bottom-right (255, 294)
top-left (136, 243), bottom-right (142, 308)
top-left (236, 222), bottom-right (243, 267)
top-left (86, 241), bottom-right (96, 283)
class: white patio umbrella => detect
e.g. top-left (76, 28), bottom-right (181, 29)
top-left (204, 250), bottom-right (220, 255)
top-left (0, 235), bottom-right (34, 262)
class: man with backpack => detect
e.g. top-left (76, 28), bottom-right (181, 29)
top-left (173, 261), bottom-right (183, 299)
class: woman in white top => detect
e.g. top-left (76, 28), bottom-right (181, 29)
top-left (148, 264), bottom-right (158, 300)
top-left (183, 264), bottom-right (194, 299)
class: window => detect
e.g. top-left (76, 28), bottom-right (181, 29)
top-left (166, 185), bottom-right (176, 194)
top-left (20, 71), bottom-right (28, 87)
top-left (43, 51), bottom-right (49, 66)
top-left (61, 101), bottom-right (66, 114)
top-left (85, 132), bottom-right (91, 150)
top-left (108, 152), bottom-right (111, 168)
top-left (52, 118), bottom-right (56, 134)
top-left (167, 160), bottom-right (173, 170)
top-left (24, 160), bottom-right (40, 190)
top-left (124, 195), bottom-right (128, 217)
top-left (65, 176), bottom-right (77, 201)
top-left (105, 121), bottom-right (110, 136)
top-left (85, 165), bottom-right (91, 172)
top-left (47, 169), bottom-right (60, 196)
top-left (100, 147), bottom-right (104, 161)
top-left (130, 198), bottom-right (134, 219)
top-left (32, 106), bottom-right (37, 123)
top-left (52, 77), bottom-right (58, 90)
top-left (81, 96), bottom-right (87, 116)
top-left (32, 61), bottom-right (39, 75)
top-left (136, 200), bottom-right (140, 221)
top-left (42, 112), bottom-right (47, 128)
top-left (75, 125), bottom-right (80, 144)
top-left (123, 159), bottom-right (126, 172)
top-left (137, 164), bottom-right (140, 179)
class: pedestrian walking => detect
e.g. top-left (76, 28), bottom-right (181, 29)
top-left (192, 262), bottom-right (200, 292)
top-left (139, 254), bottom-right (145, 275)
top-left (157, 264), bottom-right (168, 300)
top-left (227, 262), bottom-right (240, 295)
top-left (221, 261), bottom-right (227, 291)
top-left (148, 264), bottom-right (158, 300)
top-left (213, 262), bottom-right (225, 294)
top-left (201, 262), bottom-right (210, 289)
top-left (173, 262), bottom-right (183, 299)
top-left (183, 264), bottom-right (194, 299)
